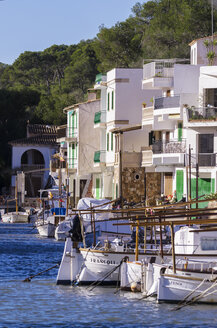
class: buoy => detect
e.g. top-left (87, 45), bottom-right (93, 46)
top-left (130, 282), bottom-right (141, 292)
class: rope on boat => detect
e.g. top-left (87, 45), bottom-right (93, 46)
top-left (172, 279), bottom-right (217, 310)
top-left (87, 256), bottom-right (129, 291)
top-left (23, 263), bottom-right (60, 282)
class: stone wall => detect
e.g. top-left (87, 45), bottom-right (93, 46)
top-left (114, 167), bottom-right (161, 204)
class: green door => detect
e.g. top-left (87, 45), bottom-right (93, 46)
top-left (96, 178), bottom-right (100, 199)
top-left (176, 170), bottom-right (184, 201)
top-left (191, 178), bottom-right (213, 208)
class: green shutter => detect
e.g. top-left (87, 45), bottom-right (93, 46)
top-left (107, 133), bottom-right (109, 151)
top-left (212, 178), bottom-right (215, 193)
top-left (178, 122), bottom-right (183, 142)
top-left (176, 170), bottom-right (184, 201)
top-left (96, 178), bottom-right (100, 199)
top-left (94, 151), bottom-right (100, 163)
top-left (116, 183), bottom-right (119, 199)
top-left (191, 178), bottom-right (211, 208)
top-left (72, 143), bottom-right (75, 168)
top-left (111, 91), bottom-right (114, 109)
top-left (111, 133), bottom-right (113, 151)
top-left (94, 112), bottom-right (101, 124)
top-left (107, 93), bottom-right (110, 111)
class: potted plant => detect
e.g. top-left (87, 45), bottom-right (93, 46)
top-left (142, 102), bottom-right (146, 108)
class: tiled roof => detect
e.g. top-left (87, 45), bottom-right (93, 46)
top-left (27, 124), bottom-right (58, 135)
top-left (63, 99), bottom-right (100, 113)
top-left (9, 135), bottom-right (57, 146)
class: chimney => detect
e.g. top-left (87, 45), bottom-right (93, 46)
top-left (88, 89), bottom-right (97, 101)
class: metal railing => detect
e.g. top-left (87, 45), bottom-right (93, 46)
top-left (154, 95), bottom-right (180, 110)
top-left (143, 61), bottom-right (174, 80)
top-left (198, 153), bottom-right (216, 167)
top-left (152, 139), bottom-right (186, 154)
top-left (188, 107), bottom-right (217, 121)
top-left (20, 164), bottom-right (45, 172)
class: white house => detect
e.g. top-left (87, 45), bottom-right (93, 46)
top-left (10, 124), bottom-right (58, 197)
top-left (93, 68), bottom-right (161, 203)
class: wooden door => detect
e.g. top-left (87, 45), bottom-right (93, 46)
top-left (164, 173), bottom-right (173, 196)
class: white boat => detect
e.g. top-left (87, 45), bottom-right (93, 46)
top-left (2, 211), bottom-right (29, 223)
top-left (157, 259), bottom-right (217, 304)
top-left (1, 213), bottom-right (12, 223)
top-left (36, 220), bottom-right (56, 238)
top-left (54, 216), bottom-right (75, 241)
top-left (35, 206), bottom-right (66, 238)
top-left (57, 236), bottom-right (166, 285)
top-left (10, 211), bottom-right (29, 223)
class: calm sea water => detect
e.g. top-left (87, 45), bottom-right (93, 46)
top-left (0, 223), bottom-right (217, 328)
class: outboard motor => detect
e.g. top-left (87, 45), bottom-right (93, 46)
top-left (68, 214), bottom-right (83, 242)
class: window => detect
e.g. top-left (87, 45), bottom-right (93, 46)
top-left (205, 88), bottom-right (217, 107)
top-left (107, 133), bottom-right (109, 151)
top-left (199, 134), bottom-right (213, 153)
top-left (111, 91), bottom-right (114, 109)
top-left (149, 131), bottom-right (155, 146)
top-left (201, 238), bottom-right (217, 251)
top-left (107, 92), bottom-right (110, 111)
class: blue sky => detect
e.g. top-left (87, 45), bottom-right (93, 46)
top-left (0, 0), bottom-right (142, 65)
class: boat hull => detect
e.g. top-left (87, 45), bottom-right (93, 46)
top-left (36, 222), bottom-right (56, 238)
top-left (158, 273), bottom-right (217, 304)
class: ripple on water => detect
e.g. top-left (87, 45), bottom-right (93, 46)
top-left (1, 224), bottom-right (217, 327)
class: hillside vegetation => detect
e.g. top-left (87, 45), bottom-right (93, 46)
top-left (0, 0), bottom-right (216, 191)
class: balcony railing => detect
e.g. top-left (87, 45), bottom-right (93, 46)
top-left (51, 160), bottom-right (66, 170)
top-left (152, 140), bottom-right (186, 154)
top-left (143, 61), bottom-right (175, 80)
top-left (154, 95), bottom-right (180, 110)
top-left (94, 151), bottom-right (106, 163)
top-left (20, 164), bottom-right (45, 172)
top-left (198, 153), bottom-right (216, 167)
top-left (188, 107), bottom-right (217, 121)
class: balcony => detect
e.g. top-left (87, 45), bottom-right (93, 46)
top-left (187, 107), bottom-right (217, 125)
top-left (152, 140), bottom-right (186, 154)
top-left (152, 140), bottom-right (186, 166)
top-left (66, 127), bottom-right (78, 141)
top-left (142, 106), bottom-right (154, 126)
top-left (142, 61), bottom-right (174, 89)
top-left (94, 111), bottom-right (106, 127)
top-left (68, 157), bottom-right (78, 172)
top-left (198, 154), bottom-right (216, 167)
top-left (154, 95), bottom-right (180, 110)
top-left (114, 151), bottom-right (141, 168)
top-left (50, 160), bottom-right (66, 173)
top-left (141, 147), bottom-right (153, 167)
top-left (94, 151), bottom-right (106, 168)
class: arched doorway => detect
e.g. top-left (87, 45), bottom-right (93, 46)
top-left (21, 150), bottom-right (45, 197)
